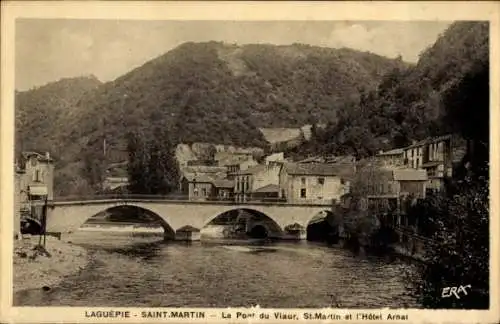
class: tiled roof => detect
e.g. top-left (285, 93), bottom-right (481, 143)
top-left (377, 148), bottom-right (404, 156)
top-left (283, 162), bottom-right (355, 177)
top-left (106, 167), bottom-right (128, 178)
top-left (252, 184), bottom-right (280, 193)
top-left (404, 134), bottom-right (453, 149)
top-left (235, 164), bottom-right (267, 175)
top-left (183, 174), bottom-right (218, 183)
top-left (21, 151), bottom-right (53, 162)
top-left (392, 169), bottom-right (428, 181)
top-left (211, 179), bottom-right (234, 188)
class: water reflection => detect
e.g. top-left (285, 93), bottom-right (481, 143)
top-left (14, 231), bottom-right (419, 308)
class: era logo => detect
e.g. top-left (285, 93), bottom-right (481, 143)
top-left (442, 285), bottom-right (472, 299)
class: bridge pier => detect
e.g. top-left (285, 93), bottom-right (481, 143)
top-left (175, 226), bottom-right (201, 241)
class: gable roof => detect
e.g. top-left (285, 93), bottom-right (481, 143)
top-left (211, 179), bottom-right (234, 188)
top-left (377, 148), bottom-right (404, 156)
top-left (235, 164), bottom-right (267, 175)
top-left (20, 151), bottom-right (54, 163)
top-left (182, 174), bottom-right (217, 183)
top-left (282, 162), bottom-right (355, 178)
top-left (392, 169), bottom-right (428, 181)
top-left (252, 184), bottom-right (280, 194)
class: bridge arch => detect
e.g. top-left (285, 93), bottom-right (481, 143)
top-left (203, 207), bottom-right (284, 239)
top-left (21, 217), bottom-right (43, 235)
top-left (84, 205), bottom-right (176, 238)
top-left (305, 209), bottom-right (339, 242)
top-left (47, 202), bottom-right (176, 238)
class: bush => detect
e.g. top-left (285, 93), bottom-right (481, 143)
top-left (406, 175), bottom-right (489, 309)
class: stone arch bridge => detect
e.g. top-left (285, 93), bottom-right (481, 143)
top-left (47, 198), bottom-right (335, 240)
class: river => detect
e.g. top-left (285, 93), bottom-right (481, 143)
top-left (14, 231), bottom-right (419, 308)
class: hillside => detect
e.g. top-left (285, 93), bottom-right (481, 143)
top-left (15, 42), bottom-right (407, 196)
top-left (63, 42), bottom-right (407, 153)
top-left (15, 75), bottom-right (102, 159)
top-left (288, 21), bottom-right (489, 160)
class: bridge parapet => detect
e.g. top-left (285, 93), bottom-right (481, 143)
top-left (52, 194), bottom-right (334, 207)
top-left (47, 196), bottom-right (336, 236)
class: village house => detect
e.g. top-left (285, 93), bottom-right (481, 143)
top-left (233, 165), bottom-right (266, 202)
top-left (359, 166), bottom-right (428, 228)
top-left (179, 174), bottom-right (234, 201)
top-left (232, 160), bottom-right (286, 202)
top-left (15, 152), bottom-right (55, 235)
top-left (278, 162), bottom-right (354, 205)
top-left (403, 134), bottom-right (465, 193)
top-left (375, 148), bottom-right (405, 168)
top-left (103, 162), bottom-right (129, 192)
top-left (211, 179), bottom-right (235, 200)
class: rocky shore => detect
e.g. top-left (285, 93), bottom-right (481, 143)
top-left (13, 235), bottom-right (89, 293)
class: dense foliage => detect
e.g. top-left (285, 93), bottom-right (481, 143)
top-left (405, 53), bottom-right (490, 309)
top-left (288, 22), bottom-right (489, 160)
top-left (16, 42), bottom-right (403, 195)
top-left (126, 127), bottom-right (180, 195)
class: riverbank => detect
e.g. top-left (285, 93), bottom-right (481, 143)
top-left (13, 235), bottom-right (90, 293)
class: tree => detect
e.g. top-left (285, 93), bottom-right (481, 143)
top-left (407, 176), bottom-right (489, 309)
top-left (406, 58), bottom-right (489, 309)
top-left (442, 60), bottom-right (489, 176)
top-left (80, 148), bottom-right (106, 194)
top-left (148, 127), bottom-right (180, 195)
top-left (126, 128), bottom-right (180, 196)
top-left (341, 159), bottom-right (383, 248)
top-left (126, 130), bottom-right (150, 194)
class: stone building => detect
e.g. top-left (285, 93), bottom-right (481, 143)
top-left (279, 163), bottom-right (354, 205)
top-left (15, 151), bottom-right (55, 235)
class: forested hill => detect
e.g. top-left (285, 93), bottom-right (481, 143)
top-left (15, 75), bottom-right (102, 158)
top-left (289, 21), bottom-right (489, 160)
top-left (63, 42), bottom-right (408, 152)
top-left (15, 41), bottom-right (407, 195)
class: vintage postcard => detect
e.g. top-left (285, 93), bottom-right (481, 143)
top-left (1, 1), bottom-right (499, 323)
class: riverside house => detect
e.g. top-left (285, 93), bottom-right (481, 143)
top-left (278, 162), bottom-right (354, 205)
top-left (232, 161), bottom-right (284, 202)
top-left (375, 148), bottom-right (405, 168)
top-left (15, 152), bottom-right (55, 235)
top-left (402, 134), bottom-right (465, 193)
top-left (360, 166), bottom-right (428, 228)
top-left (180, 174), bottom-right (234, 201)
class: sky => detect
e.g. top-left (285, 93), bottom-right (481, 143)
top-left (15, 19), bottom-right (453, 91)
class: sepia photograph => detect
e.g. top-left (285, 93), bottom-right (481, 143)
top-left (1, 1), bottom-right (498, 323)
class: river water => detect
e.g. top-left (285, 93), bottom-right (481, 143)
top-left (14, 231), bottom-right (419, 308)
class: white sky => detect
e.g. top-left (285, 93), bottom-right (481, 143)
top-left (15, 19), bottom-right (452, 91)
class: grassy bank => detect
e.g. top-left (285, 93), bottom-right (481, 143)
top-left (13, 235), bottom-right (89, 293)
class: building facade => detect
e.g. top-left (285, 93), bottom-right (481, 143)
top-left (402, 134), bottom-right (462, 192)
top-left (279, 163), bottom-right (352, 205)
top-left (180, 175), bottom-right (214, 201)
top-left (15, 152), bottom-right (55, 235)
top-left (375, 148), bottom-right (405, 168)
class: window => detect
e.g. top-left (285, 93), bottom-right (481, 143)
top-left (300, 188), bottom-right (307, 198)
top-left (33, 170), bottom-right (41, 182)
top-left (301, 177), bottom-right (306, 185)
top-left (201, 188), bottom-right (207, 196)
top-left (317, 177), bottom-right (325, 185)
